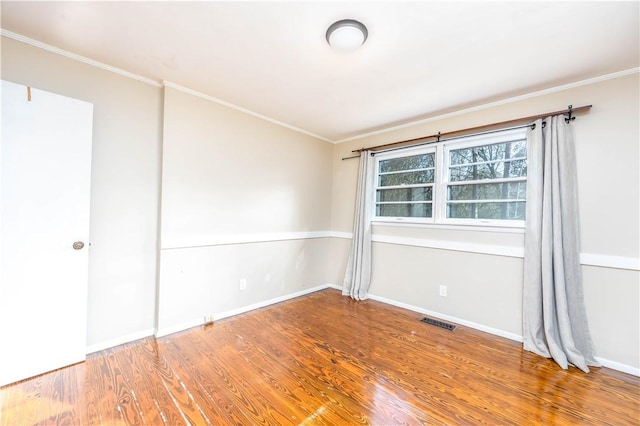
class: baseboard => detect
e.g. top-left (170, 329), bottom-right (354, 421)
top-left (595, 357), bottom-right (640, 377)
top-left (154, 318), bottom-right (205, 339)
top-left (154, 284), bottom-right (334, 338)
top-left (212, 284), bottom-right (334, 322)
top-left (367, 292), bottom-right (523, 342)
top-left (326, 283), bottom-right (342, 291)
top-left (362, 290), bottom-right (639, 377)
top-left (86, 328), bottom-right (155, 354)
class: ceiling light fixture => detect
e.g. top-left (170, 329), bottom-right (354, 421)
top-left (326, 19), bottom-right (368, 52)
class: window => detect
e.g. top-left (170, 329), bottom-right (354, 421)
top-left (373, 128), bottom-right (527, 227)
top-left (376, 150), bottom-right (435, 218)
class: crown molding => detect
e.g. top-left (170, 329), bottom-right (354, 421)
top-left (1, 29), bottom-right (162, 87)
top-left (162, 81), bottom-right (332, 143)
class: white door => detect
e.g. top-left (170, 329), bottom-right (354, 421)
top-left (0, 80), bottom-right (93, 386)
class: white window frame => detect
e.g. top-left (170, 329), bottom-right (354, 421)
top-left (373, 127), bottom-right (527, 228)
top-left (374, 144), bottom-right (437, 224)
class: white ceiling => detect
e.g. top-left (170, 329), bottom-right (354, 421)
top-left (1, 1), bottom-right (638, 142)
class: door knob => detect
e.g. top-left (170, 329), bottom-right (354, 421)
top-left (72, 241), bottom-right (85, 250)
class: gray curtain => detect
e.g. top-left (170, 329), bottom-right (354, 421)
top-left (343, 150), bottom-right (374, 300)
top-left (523, 116), bottom-right (599, 372)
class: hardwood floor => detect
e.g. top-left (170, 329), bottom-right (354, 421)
top-left (1, 289), bottom-right (638, 425)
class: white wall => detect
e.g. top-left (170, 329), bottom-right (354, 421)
top-left (157, 86), bottom-right (334, 334)
top-left (1, 36), bottom-right (163, 347)
top-left (330, 72), bottom-right (640, 371)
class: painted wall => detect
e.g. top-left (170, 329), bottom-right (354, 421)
top-left (157, 86), bottom-right (334, 334)
top-left (330, 73), bottom-right (640, 371)
top-left (1, 36), bottom-right (163, 347)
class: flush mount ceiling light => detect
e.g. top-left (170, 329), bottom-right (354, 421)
top-left (326, 19), bottom-right (368, 51)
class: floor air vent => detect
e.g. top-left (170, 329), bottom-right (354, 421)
top-left (420, 317), bottom-right (456, 331)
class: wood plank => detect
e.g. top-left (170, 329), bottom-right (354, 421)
top-left (161, 333), bottom-right (257, 424)
top-left (0, 374), bottom-right (48, 425)
top-left (84, 348), bottom-right (126, 425)
top-left (47, 362), bottom-right (87, 425)
top-left (113, 338), bottom-right (177, 425)
top-left (1, 289), bottom-right (638, 425)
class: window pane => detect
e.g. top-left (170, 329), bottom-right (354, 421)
top-left (447, 202), bottom-right (525, 220)
top-left (376, 203), bottom-right (432, 218)
top-left (377, 187), bottom-right (433, 202)
top-left (449, 159), bottom-right (527, 182)
top-left (379, 169), bottom-right (434, 186)
top-left (379, 153), bottom-right (435, 173)
top-left (448, 181), bottom-right (526, 201)
top-left (450, 140), bottom-right (526, 165)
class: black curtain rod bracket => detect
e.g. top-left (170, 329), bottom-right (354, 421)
top-left (565, 105), bottom-right (575, 123)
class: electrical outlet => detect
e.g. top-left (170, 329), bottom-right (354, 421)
top-left (239, 278), bottom-right (247, 291)
top-left (203, 315), bottom-right (214, 324)
top-left (439, 285), bottom-right (448, 297)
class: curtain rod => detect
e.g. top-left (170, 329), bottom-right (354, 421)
top-left (341, 104), bottom-right (591, 160)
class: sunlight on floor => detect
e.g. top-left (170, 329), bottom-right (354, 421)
top-left (298, 404), bottom-right (326, 425)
